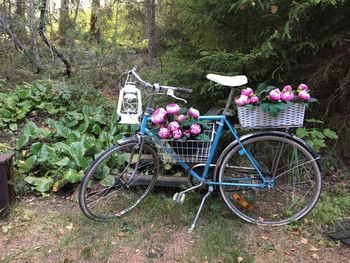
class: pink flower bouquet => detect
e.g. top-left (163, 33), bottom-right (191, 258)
top-left (150, 103), bottom-right (210, 141)
top-left (234, 84), bottom-right (317, 117)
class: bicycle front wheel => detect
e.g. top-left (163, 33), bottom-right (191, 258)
top-left (218, 133), bottom-right (322, 226)
top-left (79, 140), bottom-right (160, 220)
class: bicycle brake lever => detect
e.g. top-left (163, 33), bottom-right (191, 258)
top-left (167, 89), bottom-right (187, 103)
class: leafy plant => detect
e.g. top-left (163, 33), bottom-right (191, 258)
top-left (296, 119), bottom-right (338, 152)
top-left (0, 81), bottom-right (71, 131)
top-left (3, 81), bottom-right (128, 193)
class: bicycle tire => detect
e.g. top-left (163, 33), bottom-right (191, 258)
top-left (79, 140), bottom-right (160, 220)
top-left (218, 133), bottom-right (322, 226)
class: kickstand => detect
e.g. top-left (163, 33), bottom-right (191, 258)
top-left (188, 185), bottom-right (214, 234)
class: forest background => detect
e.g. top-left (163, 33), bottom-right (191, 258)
top-left (0, 0), bottom-right (349, 193)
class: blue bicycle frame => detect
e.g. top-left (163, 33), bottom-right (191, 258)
top-left (139, 113), bottom-right (271, 189)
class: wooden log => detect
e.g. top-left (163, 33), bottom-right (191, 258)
top-left (0, 153), bottom-right (14, 219)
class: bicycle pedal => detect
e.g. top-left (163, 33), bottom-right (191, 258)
top-left (172, 192), bottom-right (185, 204)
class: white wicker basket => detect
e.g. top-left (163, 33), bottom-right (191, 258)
top-left (237, 104), bottom-right (305, 128)
top-left (158, 123), bottom-right (215, 163)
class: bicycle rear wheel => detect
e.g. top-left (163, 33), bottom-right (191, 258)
top-left (79, 140), bottom-right (160, 220)
top-left (218, 133), bottom-right (322, 226)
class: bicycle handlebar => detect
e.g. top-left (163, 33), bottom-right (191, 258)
top-left (129, 67), bottom-right (193, 94)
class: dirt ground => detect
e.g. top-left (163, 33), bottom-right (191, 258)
top-left (0, 194), bottom-right (349, 263)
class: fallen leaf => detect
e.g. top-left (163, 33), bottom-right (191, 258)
top-left (301, 237), bottom-right (308, 244)
top-left (66, 223), bottom-right (73, 230)
top-left (117, 230), bottom-right (125, 237)
top-left (309, 246), bottom-right (319, 251)
top-left (258, 217), bottom-right (265, 223)
top-left (261, 235), bottom-right (269, 240)
top-left (238, 256), bottom-right (244, 262)
top-left (1, 225), bottom-right (12, 233)
top-left (311, 253), bottom-right (320, 260)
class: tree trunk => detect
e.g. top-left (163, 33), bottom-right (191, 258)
top-left (0, 15), bottom-right (44, 72)
top-left (72, 0), bottom-right (80, 31)
top-left (90, 0), bottom-right (100, 42)
top-left (39, 0), bottom-right (72, 76)
top-left (28, 0), bottom-right (45, 72)
top-left (15, 0), bottom-right (24, 17)
top-left (146, 0), bottom-right (156, 66)
top-left (58, 0), bottom-right (70, 45)
top-left (112, 0), bottom-right (119, 46)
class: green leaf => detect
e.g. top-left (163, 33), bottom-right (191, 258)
top-left (310, 129), bottom-right (325, 139)
top-left (244, 104), bottom-right (254, 110)
top-left (296, 128), bottom-right (308, 138)
top-left (9, 123), bottom-right (18, 131)
top-left (24, 176), bottom-right (54, 193)
top-left (21, 156), bottom-right (37, 172)
top-left (56, 157), bottom-right (70, 167)
top-left (92, 124), bottom-right (102, 134)
top-left (16, 134), bottom-right (29, 150)
top-left (255, 83), bottom-right (269, 96)
top-left (77, 121), bottom-right (89, 133)
top-left (195, 133), bottom-right (210, 141)
top-left (24, 121), bottom-right (38, 137)
top-left (64, 169), bottom-right (84, 183)
top-left (100, 175), bottom-right (115, 187)
top-left (37, 144), bottom-right (56, 162)
top-left (30, 142), bottom-right (43, 155)
top-left (0, 109), bottom-right (12, 118)
top-left (52, 142), bottom-right (70, 154)
top-left (305, 118), bottom-right (324, 124)
top-left (323, 128), bottom-right (338, 139)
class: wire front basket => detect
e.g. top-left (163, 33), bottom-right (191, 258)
top-left (158, 123), bottom-right (215, 163)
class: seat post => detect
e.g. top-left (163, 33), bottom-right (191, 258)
top-left (223, 88), bottom-right (235, 114)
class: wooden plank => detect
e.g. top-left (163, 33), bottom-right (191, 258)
top-left (129, 175), bottom-right (187, 188)
top-left (0, 153), bottom-right (14, 164)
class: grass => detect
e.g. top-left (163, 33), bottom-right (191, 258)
top-left (0, 191), bottom-right (253, 262)
top-left (1, 180), bottom-right (350, 262)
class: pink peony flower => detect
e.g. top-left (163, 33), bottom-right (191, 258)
top-left (188, 107), bottom-right (200, 118)
top-left (190, 123), bottom-right (201, 135)
top-left (168, 121), bottom-right (180, 131)
top-left (298, 84), bottom-right (309, 91)
top-left (234, 95), bottom-right (250, 106)
top-left (250, 96), bottom-right (259, 104)
top-left (151, 108), bottom-right (167, 124)
top-left (172, 129), bottom-right (182, 140)
top-left (298, 90), bottom-right (311, 101)
top-left (158, 127), bottom-right (171, 139)
top-left (281, 92), bottom-right (294, 102)
top-left (166, 103), bottom-right (181, 115)
top-left (177, 115), bottom-right (186, 123)
top-left (184, 130), bottom-right (191, 137)
top-left (241, 87), bottom-right (254, 97)
top-left (269, 89), bottom-right (281, 101)
top-left (282, 85), bottom-right (292, 92)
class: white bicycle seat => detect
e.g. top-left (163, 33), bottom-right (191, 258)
top-left (206, 73), bottom-right (248, 87)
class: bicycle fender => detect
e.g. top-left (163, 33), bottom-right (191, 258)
top-left (117, 135), bottom-right (159, 154)
top-left (213, 131), bottom-right (323, 181)
top-left (117, 135), bottom-right (139, 146)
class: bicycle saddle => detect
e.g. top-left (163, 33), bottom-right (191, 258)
top-left (206, 73), bottom-right (248, 87)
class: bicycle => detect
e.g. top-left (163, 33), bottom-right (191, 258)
top-left (78, 67), bottom-right (323, 233)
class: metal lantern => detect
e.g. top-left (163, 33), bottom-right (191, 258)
top-left (117, 82), bottom-right (142, 124)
